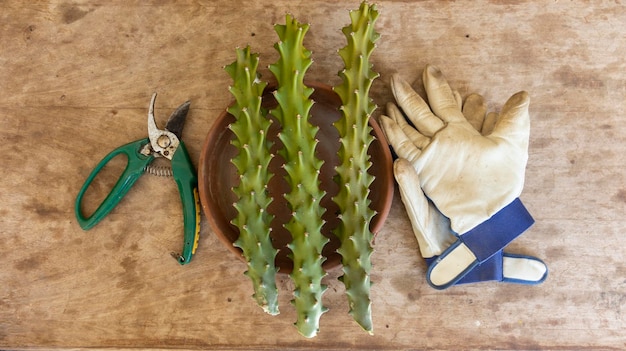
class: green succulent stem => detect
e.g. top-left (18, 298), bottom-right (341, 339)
top-left (226, 46), bottom-right (279, 316)
top-left (332, 1), bottom-right (380, 334)
top-left (269, 14), bottom-right (328, 339)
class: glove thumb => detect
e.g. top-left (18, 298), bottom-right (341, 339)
top-left (489, 91), bottom-right (531, 150)
top-left (393, 158), bottom-right (456, 259)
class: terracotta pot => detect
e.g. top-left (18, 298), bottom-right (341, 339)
top-left (198, 82), bottom-right (393, 273)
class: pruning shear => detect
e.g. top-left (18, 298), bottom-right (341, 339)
top-left (75, 93), bottom-right (201, 265)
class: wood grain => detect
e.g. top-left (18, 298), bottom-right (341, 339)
top-left (1, 0), bottom-right (625, 349)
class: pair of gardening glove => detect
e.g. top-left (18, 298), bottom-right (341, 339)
top-left (380, 65), bottom-right (548, 289)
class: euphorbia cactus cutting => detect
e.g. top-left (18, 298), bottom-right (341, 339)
top-left (224, 1), bottom-right (380, 338)
top-left (268, 15), bottom-right (329, 339)
top-left (226, 46), bottom-right (280, 316)
top-left (333, 2), bottom-right (380, 334)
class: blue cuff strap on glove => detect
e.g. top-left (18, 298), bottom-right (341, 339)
top-left (461, 198), bottom-right (534, 262)
top-left (425, 250), bottom-right (548, 286)
top-left (455, 250), bottom-right (503, 283)
top-left (426, 198), bottom-right (535, 289)
top-left (425, 252), bottom-right (501, 284)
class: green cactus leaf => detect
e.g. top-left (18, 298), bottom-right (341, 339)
top-left (226, 46), bottom-right (280, 316)
top-left (269, 14), bottom-right (329, 339)
top-left (332, 1), bottom-right (380, 335)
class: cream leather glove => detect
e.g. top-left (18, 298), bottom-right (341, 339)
top-left (381, 65), bottom-right (547, 289)
top-left (394, 158), bottom-right (547, 287)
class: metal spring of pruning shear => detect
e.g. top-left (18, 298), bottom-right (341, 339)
top-left (74, 93), bottom-right (201, 265)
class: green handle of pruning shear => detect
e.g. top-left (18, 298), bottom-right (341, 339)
top-left (170, 141), bottom-right (201, 265)
top-left (75, 138), bottom-right (154, 230)
top-left (75, 138), bottom-right (199, 265)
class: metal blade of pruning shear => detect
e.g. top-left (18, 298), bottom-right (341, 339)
top-left (165, 100), bottom-right (191, 140)
top-left (148, 93), bottom-right (181, 160)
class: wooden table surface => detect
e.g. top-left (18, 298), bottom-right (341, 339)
top-left (1, 1), bottom-right (624, 350)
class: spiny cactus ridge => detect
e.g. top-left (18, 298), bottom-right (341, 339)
top-left (332, 2), bottom-right (380, 334)
top-left (226, 46), bottom-right (280, 316)
top-left (268, 14), bottom-right (329, 338)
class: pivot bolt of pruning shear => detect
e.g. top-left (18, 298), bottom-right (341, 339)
top-left (157, 135), bottom-right (171, 149)
top-left (157, 135), bottom-right (172, 156)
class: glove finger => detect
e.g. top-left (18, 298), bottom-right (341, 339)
top-left (489, 91), bottom-right (530, 150)
top-left (482, 111), bottom-right (498, 136)
top-left (453, 90), bottom-right (463, 110)
top-left (379, 115), bottom-right (421, 163)
top-left (387, 102), bottom-right (430, 150)
top-left (391, 73), bottom-right (444, 137)
top-left (462, 93), bottom-right (487, 133)
top-left (422, 64), bottom-right (466, 123)
top-left (394, 158), bottom-right (455, 258)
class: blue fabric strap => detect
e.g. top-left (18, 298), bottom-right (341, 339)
top-left (425, 250), bottom-right (548, 286)
top-left (456, 250), bottom-right (503, 283)
top-left (425, 198), bottom-right (535, 289)
top-left (426, 250), bottom-right (503, 284)
top-left (460, 198), bottom-right (534, 263)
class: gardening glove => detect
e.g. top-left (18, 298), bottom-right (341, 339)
top-left (380, 65), bottom-right (547, 289)
top-left (394, 157), bottom-right (547, 287)
top-left (388, 95), bottom-right (547, 288)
